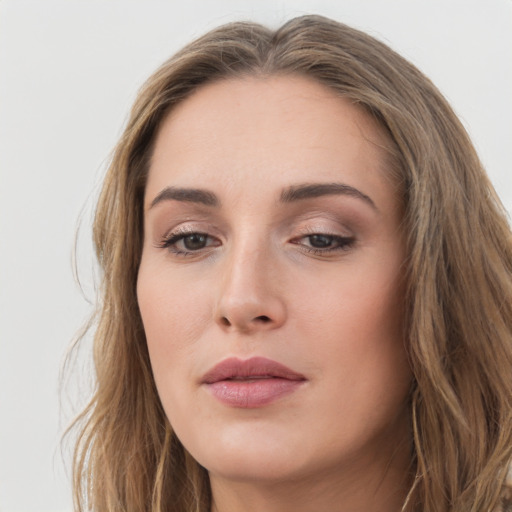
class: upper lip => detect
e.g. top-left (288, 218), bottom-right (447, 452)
top-left (201, 357), bottom-right (306, 384)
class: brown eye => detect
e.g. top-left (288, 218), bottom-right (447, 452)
top-left (182, 233), bottom-right (208, 250)
top-left (290, 233), bottom-right (355, 255)
top-left (159, 230), bottom-right (221, 256)
top-left (308, 234), bottom-right (335, 248)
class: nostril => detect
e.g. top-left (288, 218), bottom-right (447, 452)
top-left (220, 317), bottom-right (231, 327)
top-left (218, 314), bottom-right (274, 329)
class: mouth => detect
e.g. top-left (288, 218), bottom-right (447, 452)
top-left (201, 357), bottom-right (306, 408)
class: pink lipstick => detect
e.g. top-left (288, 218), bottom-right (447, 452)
top-left (201, 357), bottom-right (306, 408)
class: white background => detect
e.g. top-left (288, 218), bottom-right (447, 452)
top-left (0, 1), bottom-right (511, 511)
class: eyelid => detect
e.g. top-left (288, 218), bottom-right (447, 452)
top-left (290, 218), bottom-right (355, 238)
top-left (290, 233), bottom-right (356, 253)
top-left (286, 218), bottom-right (358, 257)
top-left (158, 221), bottom-right (221, 242)
top-left (154, 221), bottom-right (223, 254)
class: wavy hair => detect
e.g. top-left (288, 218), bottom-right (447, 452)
top-left (69, 14), bottom-right (512, 512)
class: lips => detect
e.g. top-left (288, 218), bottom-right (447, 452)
top-left (201, 357), bottom-right (306, 408)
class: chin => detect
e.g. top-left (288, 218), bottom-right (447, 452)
top-left (182, 423), bottom-right (314, 483)
top-left (202, 452), bottom-right (311, 484)
top-left (188, 425), bottom-right (354, 489)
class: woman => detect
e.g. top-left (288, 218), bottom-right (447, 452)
top-left (71, 14), bottom-right (512, 512)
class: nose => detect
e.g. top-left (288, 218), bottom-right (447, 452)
top-left (215, 244), bottom-right (286, 334)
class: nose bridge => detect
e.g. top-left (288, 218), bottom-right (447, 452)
top-left (216, 230), bottom-right (285, 332)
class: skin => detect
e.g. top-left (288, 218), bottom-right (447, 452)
top-left (137, 75), bottom-right (413, 512)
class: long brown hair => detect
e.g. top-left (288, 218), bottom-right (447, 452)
top-left (69, 15), bottom-right (512, 512)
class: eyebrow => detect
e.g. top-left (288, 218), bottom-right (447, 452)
top-left (280, 182), bottom-right (377, 211)
top-left (149, 186), bottom-right (219, 209)
top-left (148, 182), bottom-right (377, 211)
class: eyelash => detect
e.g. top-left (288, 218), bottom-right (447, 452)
top-left (157, 229), bottom-right (355, 257)
top-left (157, 228), bottom-right (220, 256)
top-left (291, 233), bottom-right (355, 255)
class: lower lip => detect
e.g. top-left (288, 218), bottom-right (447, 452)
top-left (205, 378), bottom-right (304, 408)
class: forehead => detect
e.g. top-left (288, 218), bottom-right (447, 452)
top-left (146, 75), bottom-right (399, 211)
top-left (154, 74), bottom-right (390, 153)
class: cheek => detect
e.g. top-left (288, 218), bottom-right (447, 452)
top-left (137, 268), bottom-right (214, 437)
top-left (138, 260), bottom-right (212, 336)
top-left (293, 260), bottom-right (409, 403)
top-left (137, 264), bottom-right (213, 387)
top-left (294, 257), bottom-right (404, 342)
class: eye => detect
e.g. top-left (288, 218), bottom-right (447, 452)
top-left (291, 233), bottom-right (355, 255)
top-left (307, 234), bottom-right (339, 248)
top-left (179, 233), bottom-right (209, 250)
top-left (158, 230), bottom-right (221, 255)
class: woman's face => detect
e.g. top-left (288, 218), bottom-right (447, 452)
top-left (138, 75), bottom-right (412, 486)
